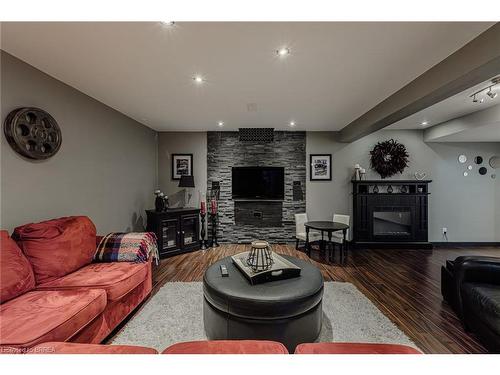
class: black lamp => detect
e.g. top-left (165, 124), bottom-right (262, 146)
top-left (178, 175), bottom-right (195, 188)
top-left (178, 175), bottom-right (195, 207)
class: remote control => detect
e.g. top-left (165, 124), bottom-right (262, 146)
top-left (220, 265), bottom-right (229, 277)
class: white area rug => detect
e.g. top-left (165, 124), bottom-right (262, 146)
top-left (111, 282), bottom-right (417, 351)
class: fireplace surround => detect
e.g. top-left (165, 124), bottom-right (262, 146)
top-left (352, 180), bottom-right (432, 248)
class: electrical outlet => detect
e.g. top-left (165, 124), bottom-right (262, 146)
top-left (442, 227), bottom-right (448, 235)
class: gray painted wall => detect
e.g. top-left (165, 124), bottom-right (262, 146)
top-left (496, 168), bottom-right (500, 241)
top-left (306, 130), bottom-right (500, 242)
top-left (156, 129), bottom-right (499, 242)
top-left (157, 131), bottom-right (207, 208)
top-left (3, 52), bottom-right (496, 242)
top-left (1, 51), bottom-right (157, 233)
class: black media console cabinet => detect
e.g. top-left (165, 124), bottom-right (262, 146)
top-left (146, 208), bottom-right (200, 258)
top-left (352, 180), bottom-right (432, 249)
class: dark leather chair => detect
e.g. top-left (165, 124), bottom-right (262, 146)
top-left (441, 256), bottom-right (499, 317)
top-left (443, 257), bottom-right (500, 353)
top-left (441, 258), bottom-right (462, 312)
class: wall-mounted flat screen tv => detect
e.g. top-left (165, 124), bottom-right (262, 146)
top-left (232, 166), bottom-right (284, 200)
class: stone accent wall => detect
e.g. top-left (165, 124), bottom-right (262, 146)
top-left (207, 131), bottom-right (306, 243)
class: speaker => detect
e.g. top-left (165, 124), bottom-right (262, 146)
top-left (211, 181), bottom-right (220, 199)
top-left (293, 181), bottom-right (303, 201)
top-left (239, 128), bottom-right (274, 142)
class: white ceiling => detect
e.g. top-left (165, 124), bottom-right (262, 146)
top-left (388, 76), bottom-right (500, 130)
top-left (0, 22), bottom-right (494, 132)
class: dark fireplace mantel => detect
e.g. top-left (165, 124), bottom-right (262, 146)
top-left (352, 180), bottom-right (432, 249)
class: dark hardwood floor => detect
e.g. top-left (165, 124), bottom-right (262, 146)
top-left (152, 244), bottom-right (500, 354)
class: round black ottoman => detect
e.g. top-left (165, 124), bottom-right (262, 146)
top-left (203, 255), bottom-right (324, 352)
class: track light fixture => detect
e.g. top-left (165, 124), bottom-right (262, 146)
top-left (469, 77), bottom-right (499, 103)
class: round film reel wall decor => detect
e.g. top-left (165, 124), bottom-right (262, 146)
top-left (4, 107), bottom-right (62, 160)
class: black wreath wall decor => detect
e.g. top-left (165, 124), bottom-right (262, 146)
top-left (370, 139), bottom-right (409, 179)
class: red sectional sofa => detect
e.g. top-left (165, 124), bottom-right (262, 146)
top-left (5, 340), bottom-right (421, 354)
top-left (294, 342), bottom-right (421, 354)
top-left (162, 340), bottom-right (289, 354)
top-left (0, 216), bottom-right (152, 350)
top-left (26, 340), bottom-right (287, 354)
top-left (30, 342), bottom-right (159, 354)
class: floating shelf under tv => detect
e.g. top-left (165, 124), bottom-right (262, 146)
top-left (233, 198), bottom-right (284, 202)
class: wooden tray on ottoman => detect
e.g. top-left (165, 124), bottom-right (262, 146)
top-left (231, 251), bottom-right (301, 285)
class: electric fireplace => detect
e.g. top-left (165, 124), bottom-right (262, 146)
top-left (373, 210), bottom-right (412, 237)
top-left (352, 180), bottom-right (432, 248)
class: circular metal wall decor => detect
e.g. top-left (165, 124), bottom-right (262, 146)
top-left (458, 154), bottom-right (467, 163)
top-left (474, 156), bottom-right (483, 164)
top-left (479, 167), bottom-right (488, 175)
top-left (3, 107), bottom-right (62, 160)
top-left (489, 156), bottom-right (500, 169)
top-left (369, 139), bottom-right (409, 179)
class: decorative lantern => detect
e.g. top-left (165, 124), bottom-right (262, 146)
top-left (247, 241), bottom-right (274, 273)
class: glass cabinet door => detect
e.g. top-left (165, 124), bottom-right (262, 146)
top-left (161, 219), bottom-right (179, 251)
top-left (181, 215), bottom-right (199, 247)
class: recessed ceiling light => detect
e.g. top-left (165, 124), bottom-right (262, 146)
top-left (160, 21), bottom-right (175, 26)
top-left (217, 121), bottom-right (224, 127)
top-left (276, 47), bottom-right (290, 57)
top-left (193, 75), bottom-right (204, 84)
top-left (247, 103), bottom-right (258, 112)
top-left (289, 121), bottom-right (296, 127)
top-left (421, 121), bottom-right (428, 126)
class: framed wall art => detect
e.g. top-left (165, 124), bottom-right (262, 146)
top-left (309, 154), bottom-right (332, 181)
top-left (171, 153), bottom-right (193, 180)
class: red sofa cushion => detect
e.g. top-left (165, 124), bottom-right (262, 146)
top-left (0, 230), bottom-right (36, 303)
top-left (162, 340), bottom-right (289, 354)
top-left (294, 342), bottom-right (421, 354)
top-left (13, 216), bottom-right (97, 284)
top-left (0, 289), bottom-right (106, 348)
top-left (29, 342), bottom-right (158, 354)
top-left (37, 261), bottom-right (149, 301)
